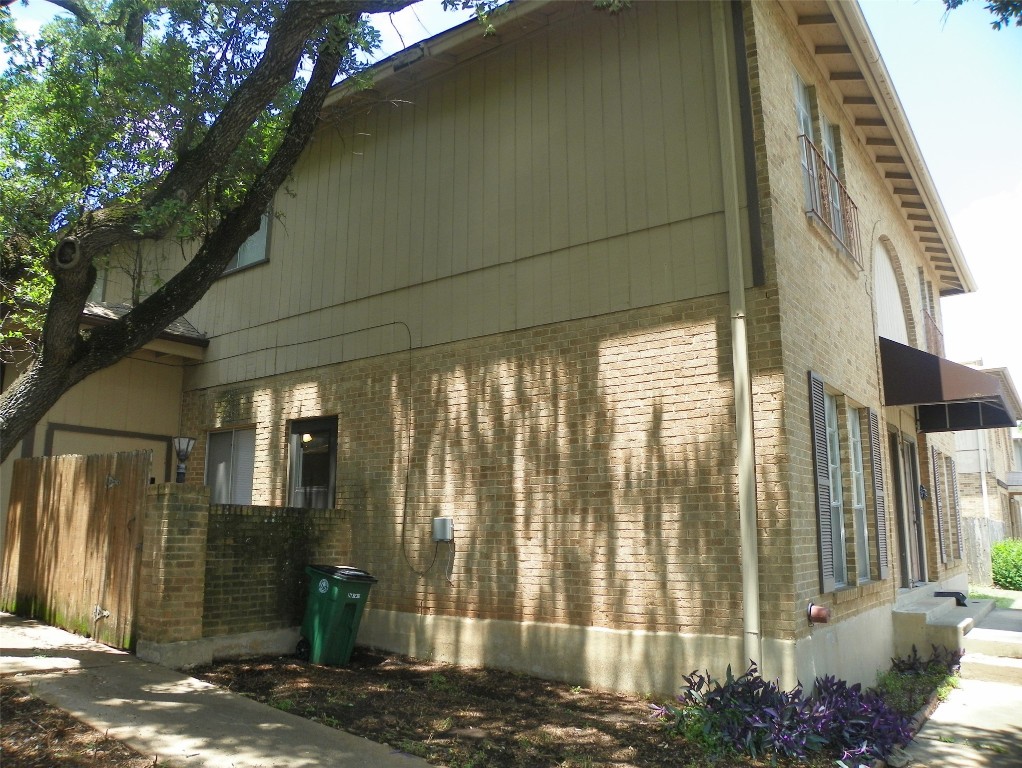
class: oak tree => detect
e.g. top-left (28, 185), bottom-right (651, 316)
top-left (0, 0), bottom-right (460, 460)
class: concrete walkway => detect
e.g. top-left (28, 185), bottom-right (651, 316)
top-left (4, 604), bottom-right (1022, 767)
top-left (1, 613), bottom-right (430, 768)
top-left (897, 600), bottom-right (1022, 768)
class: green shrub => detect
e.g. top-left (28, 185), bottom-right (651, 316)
top-left (875, 645), bottom-right (961, 717)
top-left (992, 539), bottom-right (1022, 591)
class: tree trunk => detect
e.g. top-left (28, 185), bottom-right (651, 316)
top-left (1, 1), bottom-right (419, 463)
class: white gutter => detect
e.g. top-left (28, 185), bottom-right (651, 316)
top-left (829, 1), bottom-right (976, 295)
top-left (711, 2), bottom-right (761, 668)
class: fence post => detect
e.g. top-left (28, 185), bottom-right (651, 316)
top-left (136, 483), bottom-right (210, 665)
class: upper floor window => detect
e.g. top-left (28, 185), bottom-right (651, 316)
top-left (88, 266), bottom-right (108, 303)
top-left (794, 73), bottom-right (861, 266)
top-left (821, 117), bottom-right (845, 242)
top-left (224, 211), bottom-right (270, 274)
top-left (917, 267), bottom-right (944, 356)
top-left (795, 74), bottom-right (816, 212)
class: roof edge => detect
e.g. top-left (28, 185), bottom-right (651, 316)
top-left (828, 1), bottom-right (977, 295)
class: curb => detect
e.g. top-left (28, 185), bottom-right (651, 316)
top-left (877, 685), bottom-right (947, 768)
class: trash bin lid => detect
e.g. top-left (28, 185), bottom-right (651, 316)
top-left (308, 564), bottom-right (378, 583)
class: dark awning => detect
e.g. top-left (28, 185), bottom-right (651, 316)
top-left (878, 337), bottom-right (1019, 432)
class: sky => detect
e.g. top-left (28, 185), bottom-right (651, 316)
top-left (857, 0), bottom-right (1022, 398)
top-left (7, 0), bottom-right (1022, 395)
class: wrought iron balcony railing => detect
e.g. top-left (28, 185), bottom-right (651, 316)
top-left (798, 134), bottom-right (862, 268)
top-left (922, 308), bottom-right (945, 357)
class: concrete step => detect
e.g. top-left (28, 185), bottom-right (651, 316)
top-left (960, 652), bottom-right (1022, 684)
top-left (963, 609), bottom-right (1022, 659)
top-left (893, 597), bottom-right (996, 657)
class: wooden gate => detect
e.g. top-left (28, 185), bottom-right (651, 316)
top-left (1, 451), bottom-right (151, 649)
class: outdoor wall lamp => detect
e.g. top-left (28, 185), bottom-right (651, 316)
top-left (172, 436), bottom-right (196, 483)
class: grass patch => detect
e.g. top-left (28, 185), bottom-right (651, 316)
top-left (874, 645), bottom-right (961, 718)
top-left (969, 589), bottom-right (1016, 609)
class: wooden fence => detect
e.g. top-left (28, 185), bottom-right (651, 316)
top-left (1, 451), bottom-right (151, 649)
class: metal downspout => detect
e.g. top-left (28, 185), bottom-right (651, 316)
top-left (710, 2), bottom-right (761, 667)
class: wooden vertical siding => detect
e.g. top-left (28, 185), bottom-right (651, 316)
top-left (1, 452), bottom-right (151, 649)
top-left (186, 1), bottom-right (745, 390)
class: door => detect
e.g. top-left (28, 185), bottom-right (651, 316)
top-left (890, 433), bottom-right (926, 587)
top-left (288, 417), bottom-right (337, 509)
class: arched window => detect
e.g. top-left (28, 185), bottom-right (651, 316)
top-left (872, 241), bottom-right (911, 346)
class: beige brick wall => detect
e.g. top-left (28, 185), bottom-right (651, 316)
top-left (745, 0), bottom-right (966, 636)
top-left (183, 295), bottom-right (757, 639)
top-left (167, 1), bottom-right (970, 690)
top-left (202, 506), bottom-right (350, 638)
top-left (137, 484), bottom-right (209, 644)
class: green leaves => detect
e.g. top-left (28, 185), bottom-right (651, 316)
top-left (1, 1), bottom-right (314, 358)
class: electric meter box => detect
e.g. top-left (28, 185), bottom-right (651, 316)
top-left (432, 517), bottom-right (454, 542)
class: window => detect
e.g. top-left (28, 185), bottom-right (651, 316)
top-left (206, 428), bottom-right (255, 505)
top-left (848, 408), bottom-right (870, 582)
top-left (824, 391), bottom-right (848, 588)
top-left (931, 448), bottom-right (964, 565)
top-left (795, 73), bottom-right (816, 212)
top-left (88, 267), bottom-right (108, 303)
top-left (793, 72), bottom-right (860, 265)
top-left (809, 372), bottom-right (890, 592)
top-left (224, 211), bottom-right (270, 273)
top-left (821, 117), bottom-right (844, 241)
top-left (288, 417), bottom-right (337, 509)
top-left (917, 267), bottom-right (944, 356)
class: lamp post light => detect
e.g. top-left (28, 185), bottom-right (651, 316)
top-left (172, 436), bottom-right (196, 483)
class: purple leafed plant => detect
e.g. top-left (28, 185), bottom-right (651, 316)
top-left (653, 661), bottom-right (912, 761)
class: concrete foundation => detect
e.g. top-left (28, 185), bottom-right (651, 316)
top-left (137, 627), bottom-right (299, 670)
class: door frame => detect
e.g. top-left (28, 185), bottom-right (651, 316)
top-left (890, 430), bottom-right (926, 587)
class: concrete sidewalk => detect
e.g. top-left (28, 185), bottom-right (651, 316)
top-left (1, 613), bottom-right (430, 768)
top-left (896, 604), bottom-right (1022, 768)
top-left (5, 609), bottom-right (1022, 768)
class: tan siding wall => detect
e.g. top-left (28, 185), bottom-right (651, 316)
top-left (184, 1), bottom-right (747, 391)
top-left (1, 353), bottom-right (185, 544)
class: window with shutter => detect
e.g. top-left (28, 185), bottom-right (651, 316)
top-left (810, 371), bottom-right (838, 592)
top-left (949, 457), bottom-right (963, 559)
top-left (931, 446), bottom-right (947, 564)
top-left (868, 409), bottom-right (889, 580)
top-left (848, 407), bottom-right (869, 582)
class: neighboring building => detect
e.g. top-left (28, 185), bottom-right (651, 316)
top-left (3, 1), bottom-right (1019, 694)
top-left (953, 368), bottom-right (1022, 585)
top-left (0, 304), bottom-right (207, 546)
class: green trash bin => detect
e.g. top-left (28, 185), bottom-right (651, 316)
top-left (298, 565), bottom-right (378, 665)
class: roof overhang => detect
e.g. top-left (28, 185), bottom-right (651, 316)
top-left (788, 1), bottom-right (976, 296)
top-left (81, 302), bottom-right (209, 359)
top-left (322, 1), bottom-right (573, 116)
top-left (879, 336), bottom-right (1019, 432)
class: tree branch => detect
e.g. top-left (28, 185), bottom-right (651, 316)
top-left (44, 0), bottom-right (99, 27)
top-left (80, 15), bottom-right (354, 370)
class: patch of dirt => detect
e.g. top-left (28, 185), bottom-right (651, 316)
top-left (192, 648), bottom-right (832, 768)
top-left (0, 680), bottom-right (155, 768)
